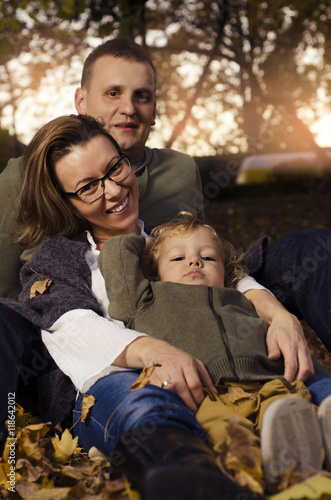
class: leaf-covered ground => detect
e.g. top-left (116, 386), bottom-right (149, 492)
top-left (1, 183), bottom-right (331, 499)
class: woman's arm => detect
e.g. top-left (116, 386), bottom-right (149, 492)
top-left (42, 309), bottom-right (148, 393)
top-left (243, 288), bottom-right (314, 382)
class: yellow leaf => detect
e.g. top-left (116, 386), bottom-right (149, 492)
top-left (51, 429), bottom-right (79, 463)
top-left (131, 364), bottom-right (161, 391)
top-left (123, 474), bottom-right (141, 499)
top-left (215, 416), bottom-right (264, 495)
top-left (18, 424), bottom-right (50, 461)
top-left (15, 484), bottom-right (72, 499)
top-left (267, 473), bottom-right (331, 499)
top-left (15, 404), bottom-right (32, 428)
top-left (60, 465), bottom-right (85, 480)
top-left (30, 279), bottom-right (52, 299)
top-left (0, 462), bottom-right (10, 488)
top-left (228, 386), bottom-right (256, 403)
top-left (88, 446), bottom-right (109, 462)
top-left (81, 394), bottom-right (96, 423)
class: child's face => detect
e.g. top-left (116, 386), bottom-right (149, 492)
top-left (157, 226), bottom-right (225, 287)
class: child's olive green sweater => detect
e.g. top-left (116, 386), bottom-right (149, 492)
top-left (99, 234), bottom-right (286, 385)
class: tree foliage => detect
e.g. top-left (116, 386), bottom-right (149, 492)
top-left (1, 0), bottom-right (331, 157)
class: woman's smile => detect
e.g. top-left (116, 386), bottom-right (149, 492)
top-left (55, 135), bottom-right (140, 245)
top-left (106, 194), bottom-right (129, 214)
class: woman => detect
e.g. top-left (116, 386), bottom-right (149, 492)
top-left (10, 114), bottom-right (323, 499)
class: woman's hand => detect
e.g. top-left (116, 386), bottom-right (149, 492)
top-left (114, 336), bottom-right (217, 413)
top-left (244, 289), bottom-right (314, 382)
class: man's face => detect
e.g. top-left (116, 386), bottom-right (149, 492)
top-left (75, 56), bottom-right (156, 163)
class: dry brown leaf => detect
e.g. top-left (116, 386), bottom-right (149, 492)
top-left (88, 446), bottom-right (109, 463)
top-left (272, 461), bottom-right (323, 494)
top-left (123, 475), bottom-right (141, 499)
top-left (60, 464), bottom-right (85, 480)
top-left (0, 462), bottom-right (12, 489)
top-left (30, 279), bottom-right (53, 299)
top-left (215, 416), bottom-right (264, 495)
top-left (103, 478), bottom-right (127, 494)
top-left (15, 404), bottom-right (32, 428)
top-left (130, 364), bottom-right (161, 391)
top-left (81, 394), bottom-right (96, 423)
top-left (18, 423), bottom-right (50, 462)
top-left (51, 429), bottom-right (80, 463)
top-left (226, 454), bottom-right (264, 495)
top-left (16, 483), bottom-right (72, 499)
top-left (227, 386), bottom-right (256, 403)
top-left (16, 457), bottom-right (45, 482)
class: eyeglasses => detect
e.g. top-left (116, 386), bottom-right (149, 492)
top-left (62, 155), bottom-right (132, 203)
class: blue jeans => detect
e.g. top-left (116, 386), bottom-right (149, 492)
top-left (73, 371), bottom-right (205, 457)
top-left (253, 228), bottom-right (331, 352)
top-left (72, 371), bottom-right (331, 459)
top-left (306, 373), bottom-right (331, 405)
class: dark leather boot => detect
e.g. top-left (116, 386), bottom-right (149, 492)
top-left (111, 425), bottom-right (265, 499)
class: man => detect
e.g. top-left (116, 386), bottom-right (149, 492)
top-left (0, 37), bottom-right (329, 439)
top-left (0, 39), bottom-right (203, 300)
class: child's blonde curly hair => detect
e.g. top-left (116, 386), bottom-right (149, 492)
top-left (148, 212), bottom-right (246, 288)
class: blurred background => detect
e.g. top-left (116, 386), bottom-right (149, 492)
top-left (1, 0), bottom-right (331, 246)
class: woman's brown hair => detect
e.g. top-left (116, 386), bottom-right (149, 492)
top-left (15, 114), bottom-right (122, 249)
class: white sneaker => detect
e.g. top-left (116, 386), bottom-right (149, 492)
top-left (318, 394), bottom-right (331, 469)
top-left (261, 396), bottom-right (323, 484)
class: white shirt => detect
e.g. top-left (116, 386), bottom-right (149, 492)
top-left (42, 223), bottom-right (269, 393)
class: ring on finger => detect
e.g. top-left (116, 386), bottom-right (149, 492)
top-left (161, 379), bottom-right (172, 389)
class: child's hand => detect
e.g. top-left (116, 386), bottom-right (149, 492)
top-left (145, 236), bottom-right (155, 253)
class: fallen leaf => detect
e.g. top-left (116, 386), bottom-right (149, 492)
top-left (16, 483), bottom-right (72, 499)
top-left (60, 464), bottom-right (85, 480)
top-left (18, 423), bottom-right (50, 461)
top-left (16, 457), bottom-right (45, 482)
top-left (51, 429), bottom-right (80, 463)
top-left (130, 364), bottom-right (161, 391)
top-left (103, 477), bottom-right (127, 494)
top-left (228, 386), bottom-right (256, 403)
top-left (30, 279), bottom-right (52, 299)
top-left (123, 475), bottom-right (141, 499)
top-left (81, 394), bottom-right (96, 423)
top-left (214, 416), bottom-right (264, 495)
top-left (88, 446), bottom-right (109, 462)
top-left (15, 404), bottom-right (32, 428)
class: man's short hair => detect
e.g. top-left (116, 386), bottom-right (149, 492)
top-left (81, 36), bottom-right (156, 91)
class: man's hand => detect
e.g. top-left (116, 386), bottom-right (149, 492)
top-left (266, 312), bottom-right (314, 382)
top-left (244, 289), bottom-right (314, 382)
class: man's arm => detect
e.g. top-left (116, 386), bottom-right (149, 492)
top-left (0, 157), bottom-right (24, 299)
top-left (244, 288), bottom-right (314, 382)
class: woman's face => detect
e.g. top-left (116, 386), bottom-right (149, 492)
top-left (55, 134), bottom-right (140, 245)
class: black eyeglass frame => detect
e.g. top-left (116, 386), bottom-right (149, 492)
top-left (61, 155), bottom-right (132, 203)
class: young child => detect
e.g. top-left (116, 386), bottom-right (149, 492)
top-left (99, 212), bottom-right (331, 494)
